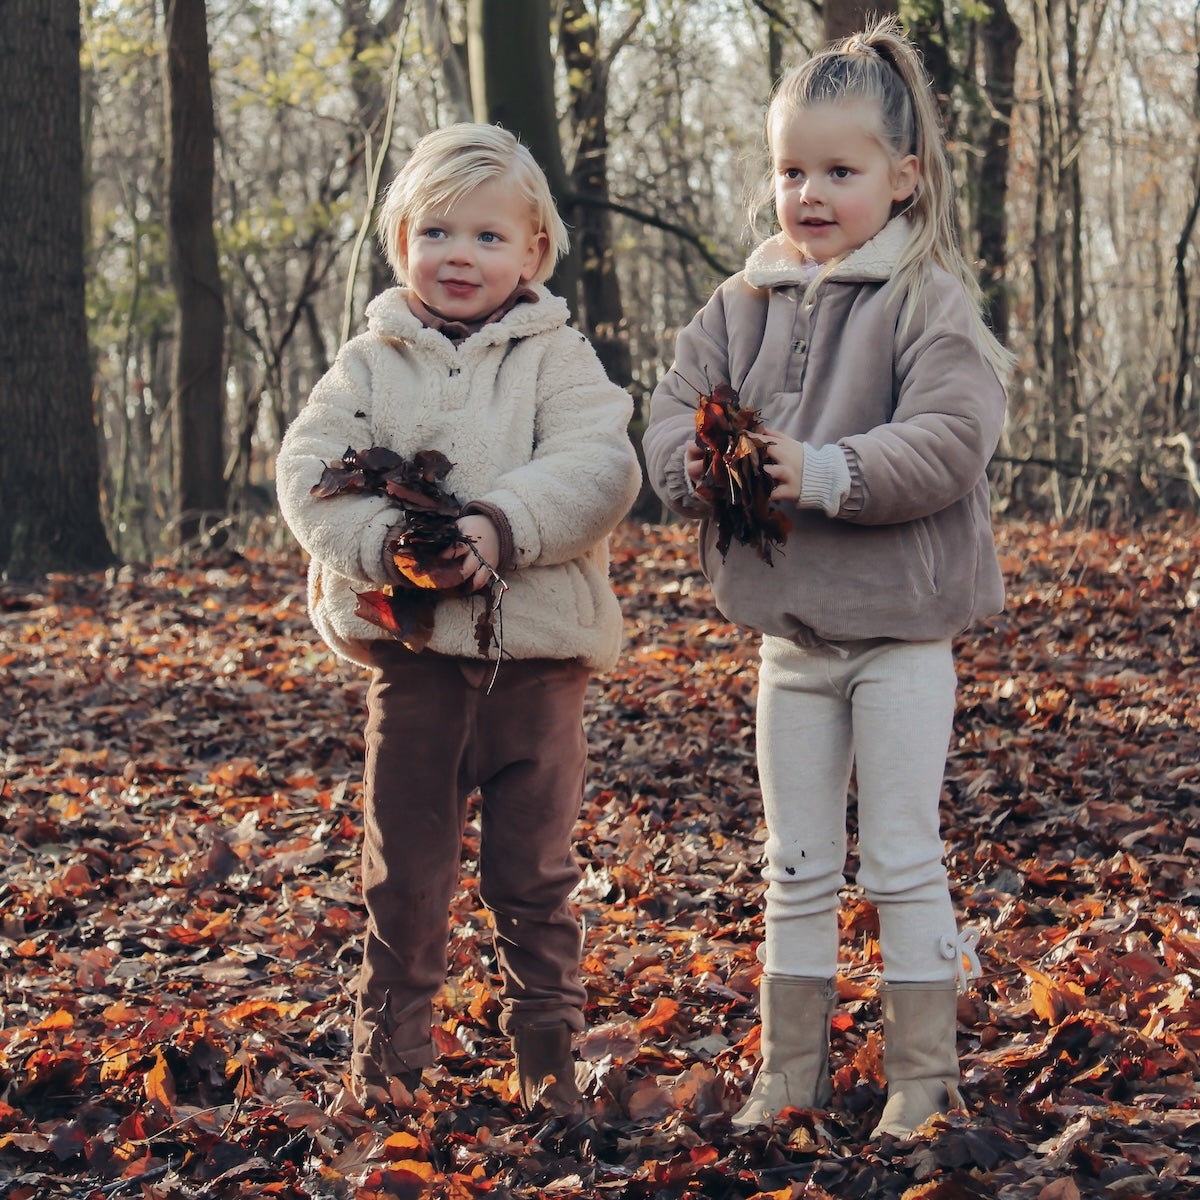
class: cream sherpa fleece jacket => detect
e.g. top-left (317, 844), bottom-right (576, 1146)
top-left (276, 286), bottom-right (641, 671)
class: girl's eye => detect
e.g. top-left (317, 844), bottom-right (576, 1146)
top-left (783, 168), bottom-right (802, 180)
top-left (479, 231), bottom-right (500, 244)
top-left (832, 166), bottom-right (852, 180)
top-left (421, 228), bottom-right (445, 240)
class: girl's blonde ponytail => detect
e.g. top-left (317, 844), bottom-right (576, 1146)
top-left (762, 16), bottom-right (1013, 378)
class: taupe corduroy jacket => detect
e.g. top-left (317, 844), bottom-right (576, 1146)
top-left (644, 219), bottom-right (1007, 644)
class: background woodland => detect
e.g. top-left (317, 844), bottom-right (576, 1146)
top-left (4, 0), bottom-right (1200, 572)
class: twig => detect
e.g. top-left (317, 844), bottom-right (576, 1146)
top-left (340, 9), bottom-right (411, 346)
top-left (568, 191), bottom-right (736, 277)
top-left (1163, 432), bottom-right (1200, 501)
top-left (99, 1162), bottom-right (174, 1196)
top-left (466, 541), bottom-right (508, 694)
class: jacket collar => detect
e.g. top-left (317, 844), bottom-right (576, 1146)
top-left (743, 217), bottom-right (913, 289)
top-left (363, 284), bottom-right (569, 345)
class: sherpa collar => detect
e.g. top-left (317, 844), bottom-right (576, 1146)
top-left (363, 284), bottom-right (569, 345)
top-left (743, 217), bottom-right (913, 289)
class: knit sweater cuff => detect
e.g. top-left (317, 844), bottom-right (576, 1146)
top-left (799, 443), bottom-right (853, 517)
top-left (462, 500), bottom-right (515, 574)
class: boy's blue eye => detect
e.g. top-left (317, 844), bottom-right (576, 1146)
top-left (421, 228), bottom-right (445, 239)
top-left (479, 231), bottom-right (500, 243)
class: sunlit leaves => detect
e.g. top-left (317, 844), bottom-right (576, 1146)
top-left (0, 518), bottom-right (1197, 1194)
top-left (225, 17), bottom-right (352, 111)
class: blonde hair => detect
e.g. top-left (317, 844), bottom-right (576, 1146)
top-left (377, 123), bottom-right (569, 285)
top-left (754, 16), bottom-right (1012, 376)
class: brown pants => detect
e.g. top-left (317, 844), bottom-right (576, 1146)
top-left (351, 644), bottom-right (590, 1080)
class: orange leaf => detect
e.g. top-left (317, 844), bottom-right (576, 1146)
top-left (143, 1048), bottom-right (176, 1112)
top-left (636, 995), bottom-right (681, 1036)
top-left (1026, 966), bottom-right (1086, 1025)
top-left (1037, 1179), bottom-right (1082, 1200)
top-left (392, 1160), bottom-right (436, 1181)
top-left (384, 1131), bottom-right (421, 1158)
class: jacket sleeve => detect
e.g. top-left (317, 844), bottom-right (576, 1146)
top-left (274, 339), bottom-right (399, 585)
top-left (838, 277), bottom-right (1008, 525)
top-left (643, 289), bottom-right (732, 520)
top-left (473, 329), bottom-right (641, 569)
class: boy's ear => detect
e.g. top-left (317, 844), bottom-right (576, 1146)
top-left (521, 230), bottom-right (550, 283)
top-left (892, 154), bottom-right (919, 205)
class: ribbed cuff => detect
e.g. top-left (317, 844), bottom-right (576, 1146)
top-left (798, 443), bottom-right (852, 516)
top-left (462, 500), bottom-right (515, 573)
top-left (672, 445), bottom-right (713, 516)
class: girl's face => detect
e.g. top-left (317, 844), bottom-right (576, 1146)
top-left (770, 100), bottom-right (918, 265)
top-left (399, 175), bottom-right (548, 321)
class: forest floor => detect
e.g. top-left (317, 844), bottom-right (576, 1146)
top-left (0, 514), bottom-right (1197, 1199)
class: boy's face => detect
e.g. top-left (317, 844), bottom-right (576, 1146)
top-left (400, 176), bottom-right (548, 322)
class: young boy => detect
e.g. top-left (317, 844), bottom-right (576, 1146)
top-left (276, 123), bottom-right (641, 1112)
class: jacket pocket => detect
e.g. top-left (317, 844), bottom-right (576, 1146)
top-left (697, 520), bottom-right (716, 582)
top-left (567, 561), bottom-right (597, 629)
top-left (910, 517), bottom-right (938, 592)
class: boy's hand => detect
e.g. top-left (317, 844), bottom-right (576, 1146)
top-left (448, 513), bottom-right (501, 592)
top-left (761, 431), bottom-right (804, 501)
top-left (684, 442), bottom-right (707, 487)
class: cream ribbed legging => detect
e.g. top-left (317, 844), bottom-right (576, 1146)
top-left (755, 634), bottom-right (963, 983)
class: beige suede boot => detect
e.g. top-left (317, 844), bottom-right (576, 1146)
top-left (870, 981), bottom-right (964, 1139)
top-left (513, 1021), bottom-right (582, 1114)
top-left (731, 975), bottom-right (837, 1131)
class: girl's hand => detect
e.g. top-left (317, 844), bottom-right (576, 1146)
top-left (448, 513), bottom-right (501, 592)
top-left (761, 430), bottom-right (805, 501)
top-left (685, 442), bottom-right (707, 486)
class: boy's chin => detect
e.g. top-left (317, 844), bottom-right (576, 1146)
top-left (412, 289), bottom-right (491, 324)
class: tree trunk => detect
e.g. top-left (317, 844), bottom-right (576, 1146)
top-left (0, 0), bottom-right (114, 576)
top-left (824, 0), bottom-right (894, 42)
top-left (163, 0), bottom-right (226, 547)
top-left (561, 1), bottom-right (632, 388)
top-left (419, 0), bottom-right (472, 122)
top-left (905, 4), bottom-right (955, 136)
top-left (467, 0), bottom-right (579, 314)
top-left (342, 0), bottom-right (410, 301)
top-left (1030, 0), bottom-right (1083, 514)
top-left (1169, 23), bottom-right (1200, 434)
top-left (975, 1), bottom-right (1020, 343)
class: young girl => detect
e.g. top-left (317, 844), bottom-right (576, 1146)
top-left (644, 18), bottom-right (1009, 1139)
top-left (276, 124), bottom-right (640, 1113)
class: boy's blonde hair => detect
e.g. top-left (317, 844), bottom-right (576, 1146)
top-left (753, 16), bottom-right (1012, 377)
top-left (377, 123), bottom-right (569, 286)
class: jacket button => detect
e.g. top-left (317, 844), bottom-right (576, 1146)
top-left (794, 339), bottom-right (807, 354)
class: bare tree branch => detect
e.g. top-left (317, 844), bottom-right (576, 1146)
top-left (748, 0), bottom-right (816, 43)
top-left (569, 190), bottom-right (737, 278)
